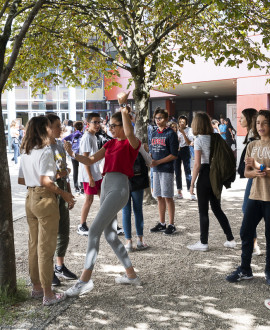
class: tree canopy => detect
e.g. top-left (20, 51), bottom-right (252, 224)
top-left (5, 0), bottom-right (270, 139)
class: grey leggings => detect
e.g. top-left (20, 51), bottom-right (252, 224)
top-left (84, 172), bottom-right (132, 270)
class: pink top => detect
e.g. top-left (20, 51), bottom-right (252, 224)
top-left (102, 138), bottom-right (141, 178)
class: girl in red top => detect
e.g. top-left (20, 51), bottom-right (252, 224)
top-left (64, 106), bottom-right (141, 297)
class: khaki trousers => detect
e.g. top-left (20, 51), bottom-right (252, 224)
top-left (26, 187), bottom-right (60, 288)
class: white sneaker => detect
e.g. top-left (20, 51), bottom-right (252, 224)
top-left (124, 242), bottom-right (133, 252)
top-left (187, 241), bottom-right (209, 252)
top-left (224, 240), bottom-right (237, 248)
top-left (115, 274), bottom-right (141, 286)
top-left (174, 193), bottom-right (183, 200)
top-left (65, 280), bottom-right (94, 297)
top-left (253, 245), bottom-right (262, 256)
top-left (265, 299), bottom-right (270, 310)
top-left (190, 194), bottom-right (197, 201)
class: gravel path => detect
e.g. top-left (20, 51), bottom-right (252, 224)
top-left (8, 181), bottom-right (270, 329)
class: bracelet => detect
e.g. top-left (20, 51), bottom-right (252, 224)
top-left (72, 152), bottom-right (76, 159)
top-left (260, 164), bottom-right (266, 171)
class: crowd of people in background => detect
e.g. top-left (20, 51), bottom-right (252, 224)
top-left (11, 101), bottom-right (270, 309)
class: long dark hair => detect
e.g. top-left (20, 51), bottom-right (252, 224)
top-left (225, 118), bottom-right (236, 133)
top-left (20, 116), bottom-right (50, 154)
top-left (241, 108), bottom-right (257, 144)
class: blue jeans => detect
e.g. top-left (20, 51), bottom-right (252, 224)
top-left (242, 178), bottom-right (257, 239)
top-left (174, 146), bottom-right (192, 191)
top-left (122, 189), bottom-right (144, 239)
top-left (12, 143), bottom-right (20, 164)
top-left (189, 146), bottom-right (194, 159)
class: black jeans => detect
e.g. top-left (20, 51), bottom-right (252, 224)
top-left (71, 158), bottom-right (80, 190)
top-left (240, 199), bottom-right (270, 272)
top-left (174, 146), bottom-right (192, 191)
top-left (197, 164), bottom-right (234, 244)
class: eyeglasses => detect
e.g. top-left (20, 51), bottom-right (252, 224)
top-left (108, 124), bottom-right (122, 129)
top-left (155, 117), bottom-right (165, 121)
top-left (90, 121), bottom-right (101, 125)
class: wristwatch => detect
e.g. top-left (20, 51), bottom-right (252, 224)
top-left (120, 103), bottom-right (126, 108)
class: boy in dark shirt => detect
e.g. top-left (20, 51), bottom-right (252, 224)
top-left (149, 107), bottom-right (178, 235)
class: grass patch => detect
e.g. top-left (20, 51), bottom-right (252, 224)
top-left (0, 279), bottom-right (29, 325)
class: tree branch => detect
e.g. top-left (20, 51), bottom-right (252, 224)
top-left (0, 0), bottom-right (11, 20)
top-left (0, 0), bottom-right (47, 89)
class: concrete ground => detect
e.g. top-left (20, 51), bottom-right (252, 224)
top-left (4, 155), bottom-right (270, 329)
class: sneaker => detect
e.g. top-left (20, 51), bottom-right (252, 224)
top-left (224, 240), bottom-right (237, 248)
top-left (136, 241), bottom-right (149, 250)
top-left (150, 223), bottom-right (166, 233)
top-left (264, 299), bottom-right (270, 309)
top-left (124, 242), bottom-right (133, 252)
top-left (43, 293), bottom-right (66, 306)
top-left (117, 226), bottom-right (124, 235)
top-left (253, 245), bottom-right (262, 256)
top-left (80, 189), bottom-right (84, 195)
top-left (65, 280), bottom-right (94, 297)
top-left (52, 272), bottom-right (61, 286)
top-left (265, 271), bottom-right (270, 285)
top-left (115, 274), bottom-right (141, 286)
top-left (187, 241), bottom-right (209, 252)
top-left (174, 193), bottom-right (183, 200)
top-left (55, 264), bottom-right (78, 280)
top-left (164, 224), bottom-right (176, 235)
top-left (226, 266), bottom-right (253, 283)
top-left (31, 289), bottom-right (43, 299)
top-left (77, 223), bottom-right (89, 236)
top-left (190, 194), bottom-right (197, 201)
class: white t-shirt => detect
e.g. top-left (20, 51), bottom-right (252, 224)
top-left (177, 127), bottom-right (194, 148)
top-left (78, 131), bottom-right (102, 182)
top-left (194, 135), bottom-right (211, 164)
top-left (18, 146), bottom-right (56, 187)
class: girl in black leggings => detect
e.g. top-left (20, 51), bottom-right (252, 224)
top-left (187, 112), bottom-right (236, 252)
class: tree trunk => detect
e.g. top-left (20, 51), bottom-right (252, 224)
top-left (0, 96), bottom-right (17, 293)
top-left (133, 77), bottom-right (156, 204)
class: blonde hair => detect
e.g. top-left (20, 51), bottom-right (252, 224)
top-left (10, 120), bottom-right (18, 128)
top-left (191, 112), bottom-right (213, 136)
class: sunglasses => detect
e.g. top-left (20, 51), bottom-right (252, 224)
top-left (108, 124), bottom-right (122, 129)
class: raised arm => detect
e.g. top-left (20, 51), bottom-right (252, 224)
top-left (64, 140), bottom-right (105, 165)
top-left (121, 107), bottom-right (140, 150)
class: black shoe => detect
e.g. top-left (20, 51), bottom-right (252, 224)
top-left (117, 226), bottom-right (124, 235)
top-left (77, 223), bottom-right (89, 236)
top-left (265, 271), bottom-right (270, 285)
top-left (164, 224), bottom-right (176, 235)
top-left (226, 266), bottom-right (253, 283)
top-left (52, 272), bottom-right (61, 286)
top-left (80, 189), bottom-right (84, 195)
top-left (55, 264), bottom-right (78, 280)
top-left (150, 223), bottom-right (166, 233)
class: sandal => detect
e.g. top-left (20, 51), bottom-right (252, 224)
top-left (43, 293), bottom-right (66, 306)
top-left (31, 289), bottom-right (44, 299)
top-left (137, 241), bottom-right (149, 250)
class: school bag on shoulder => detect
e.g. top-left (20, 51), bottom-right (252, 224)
top-left (209, 133), bottom-right (236, 199)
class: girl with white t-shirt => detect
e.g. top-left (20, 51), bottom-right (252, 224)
top-left (64, 106), bottom-right (141, 297)
top-left (187, 112), bottom-right (236, 252)
top-left (18, 116), bottom-right (75, 306)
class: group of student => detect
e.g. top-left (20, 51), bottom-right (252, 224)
top-left (17, 95), bottom-right (270, 308)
